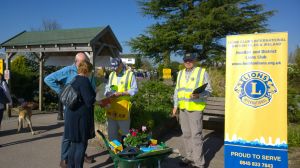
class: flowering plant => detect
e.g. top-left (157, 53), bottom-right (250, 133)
top-left (123, 126), bottom-right (150, 147)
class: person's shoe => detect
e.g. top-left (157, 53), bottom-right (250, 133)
top-left (84, 154), bottom-right (95, 164)
top-left (57, 113), bottom-right (64, 120)
top-left (178, 158), bottom-right (193, 167)
top-left (59, 160), bottom-right (67, 168)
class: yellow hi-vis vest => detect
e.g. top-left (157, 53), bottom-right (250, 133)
top-left (106, 70), bottom-right (133, 120)
top-left (176, 67), bottom-right (206, 111)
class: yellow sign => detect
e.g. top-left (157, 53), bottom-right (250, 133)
top-left (0, 59), bottom-right (3, 74)
top-left (162, 68), bottom-right (171, 79)
top-left (225, 32), bottom-right (288, 167)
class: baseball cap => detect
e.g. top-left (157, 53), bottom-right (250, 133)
top-left (110, 57), bottom-right (123, 68)
top-left (183, 53), bottom-right (197, 62)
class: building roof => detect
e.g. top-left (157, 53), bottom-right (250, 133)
top-left (1, 27), bottom-right (105, 46)
top-left (0, 26), bottom-right (122, 53)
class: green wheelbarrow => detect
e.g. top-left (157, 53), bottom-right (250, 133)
top-left (96, 130), bottom-right (173, 168)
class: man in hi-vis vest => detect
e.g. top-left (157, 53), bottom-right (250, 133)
top-left (172, 53), bottom-right (212, 168)
top-left (104, 57), bottom-right (138, 141)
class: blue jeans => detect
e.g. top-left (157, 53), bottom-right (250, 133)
top-left (61, 109), bottom-right (70, 161)
top-left (61, 135), bottom-right (71, 161)
top-left (68, 141), bottom-right (87, 168)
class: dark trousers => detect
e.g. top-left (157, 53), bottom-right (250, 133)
top-left (61, 135), bottom-right (71, 160)
top-left (68, 141), bottom-right (87, 168)
top-left (0, 109), bottom-right (4, 126)
top-left (61, 109), bottom-right (70, 160)
top-left (58, 100), bottom-right (64, 117)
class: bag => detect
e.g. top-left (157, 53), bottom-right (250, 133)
top-left (0, 81), bottom-right (10, 104)
top-left (60, 79), bottom-right (81, 111)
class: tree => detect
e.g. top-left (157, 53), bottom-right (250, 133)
top-left (135, 55), bottom-right (143, 69)
top-left (11, 56), bottom-right (39, 100)
top-left (31, 19), bottom-right (61, 31)
top-left (141, 59), bottom-right (153, 70)
top-left (295, 45), bottom-right (300, 68)
top-left (42, 19), bottom-right (62, 31)
top-left (129, 0), bottom-right (274, 64)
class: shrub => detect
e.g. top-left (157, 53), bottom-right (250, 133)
top-left (207, 67), bottom-right (225, 97)
top-left (11, 55), bottom-right (39, 100)
top-left (94, 105), bottom-right (106, 124)
top-left (288, 124), bottom-right (300, 147)
top-left (130, 81), bottom-right (173, 130)
top-left (288, 65), bottom-right (300, 123)
top-left (43, 65), bottom-right (61, 110)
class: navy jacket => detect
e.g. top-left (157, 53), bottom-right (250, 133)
top-left (64, 75), bottom-right (96, 142)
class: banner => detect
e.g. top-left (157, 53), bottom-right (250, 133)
top-left (225, 32), bottom-right (288, 168)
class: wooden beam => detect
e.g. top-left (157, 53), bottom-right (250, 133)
top-left (38, 52), bottom-right (44, 111)
top-left (5, 52), bottom-right (16, 118)
top-left (94, 42), bottom-right (118, 50)
top-left (6, 46), bottom-right (92, 53)
top-left (94, 44), bottom-right (104, 57)
top-left (108, 46), bottom-right (116, 57)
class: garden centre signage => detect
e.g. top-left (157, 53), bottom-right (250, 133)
top-left (225, 32), bottom-right (288, 168)
top-left (162, 68), bottom-right (171, 79)
top-left (0, 59), bottom-right (3, 74)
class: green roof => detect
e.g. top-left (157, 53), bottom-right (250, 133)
top-left (1, 27), bottom-right (105, 47)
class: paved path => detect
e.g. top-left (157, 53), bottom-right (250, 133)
top-left (1, 113), bottom-right (297, 168)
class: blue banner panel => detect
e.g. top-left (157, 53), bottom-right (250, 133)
top-left (225, 144), bottom-right (288, 168)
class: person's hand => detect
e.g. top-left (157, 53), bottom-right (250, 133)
top-left (171, 107), bottom-right (177, 117)
top-left (190, 93), bottom-right (200, 99)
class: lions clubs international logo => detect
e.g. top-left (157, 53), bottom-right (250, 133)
top-left (234, 71), bottom-right (277, 108)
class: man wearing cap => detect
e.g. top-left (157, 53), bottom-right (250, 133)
top-left (104, 57), bottom-right (138, 141)
top-left (172, 53), bottom-right (212, 168)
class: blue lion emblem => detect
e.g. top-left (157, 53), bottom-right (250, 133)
top-left (234, 71), bottom-right (277, 108)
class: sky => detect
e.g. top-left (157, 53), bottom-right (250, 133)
top-left (0, 0), bottom-right (299, 59)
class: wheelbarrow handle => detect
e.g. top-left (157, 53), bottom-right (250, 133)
top-left (96, 130), bottom-right (111, 150)
top-left (97, 130), bottom-right (105, 139)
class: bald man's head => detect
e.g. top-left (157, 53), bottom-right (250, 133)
top-left (75, 52), bottom-right (90, 67)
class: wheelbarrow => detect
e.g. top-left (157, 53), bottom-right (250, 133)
top-left (96, 130), bottom-right (173, 168)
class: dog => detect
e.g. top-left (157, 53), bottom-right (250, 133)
top-left (17, 102), bottom-right (38, 135)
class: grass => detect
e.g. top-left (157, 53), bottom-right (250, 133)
top-left (288, 123), bottom-right (300, 147)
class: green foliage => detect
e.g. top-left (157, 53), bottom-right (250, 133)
top-left (207, 67), bottom-right (225, 97)
top-left (141, 59), bottom-right (153, 70)
top-left (43, 65), bottom-right (61, 110)
top-left (10, 55), bottom-right (61, 109)
top-left (135, 55), bottom-right (143, 69)
top-left (130, 81), bottom-right (173, 130)
top-left (157, 64), bottom-right (165, 80)
top-left (130, 0), bottom-right (274, 62)
top-left (295, 46), bottom-right (300, 68)
top-left (288, 124), bottom-right (300, 147)
top-left (124, 128), bottom-right (149, 147)
top-left (11, 55), bottom-right (39, 100)
top-left (288, 92), bottom-right (300, 123)
top-left (169, 61), bottom-right (180, 72)
top-left (288, 65), bottom-right (300, 123)
top-left (94, 105), bottom-right (106, 124)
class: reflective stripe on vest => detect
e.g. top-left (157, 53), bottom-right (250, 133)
top-left (106, 70), bottom-right (133, 120)
top-left (176, 67), bottom-right (206, 111)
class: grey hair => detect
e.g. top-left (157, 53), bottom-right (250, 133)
top-left (75, 52), bottom-right (90, 63)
